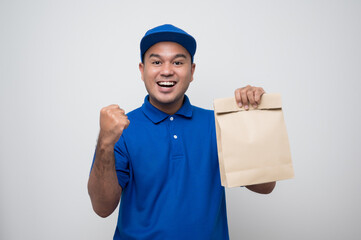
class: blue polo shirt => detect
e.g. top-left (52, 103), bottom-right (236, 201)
top-left (113, 95), bottom-right (229, 240)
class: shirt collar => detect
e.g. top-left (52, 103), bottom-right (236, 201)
top-left (141, 95), bottom-right (193, 124)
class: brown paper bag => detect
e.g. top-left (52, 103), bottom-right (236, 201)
top-left (214, 93), bottom-right (294, 188)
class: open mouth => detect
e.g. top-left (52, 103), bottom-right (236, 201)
top-left (157, 81), bottom-right (176, 88)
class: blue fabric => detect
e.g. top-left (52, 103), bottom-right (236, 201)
top-left (140, 24), bottom-right (197, 63)
top-left (113, 95), bottom-right (229, 240)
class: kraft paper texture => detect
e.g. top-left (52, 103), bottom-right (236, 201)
top-left (214, 93), bottom-right (294, 188)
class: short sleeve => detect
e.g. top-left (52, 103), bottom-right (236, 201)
top-left (114, 135), bottom-right (130, 189)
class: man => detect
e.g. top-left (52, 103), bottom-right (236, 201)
top-left (88, 24), bottom-right (276, 239)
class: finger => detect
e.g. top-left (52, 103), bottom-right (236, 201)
top-left (119, 116), bottom-right (129, 123)
top-left (118, 118), bottom-right (130, 132)
top-left (240, 89), bottom-right (249, 110)
top-left (247, 90), bottom-right (257, 108)
top-left (119, 114), bottom-right (128, 120)
top-left (101, 105), bottom-right (120, 116)
top-left (124, 119), bottom-right (130, 129)
top-left (254, 88), bottom-right (265, 105)
top-left (106, 109), bottom-right (126, 122)
top-left (234, 89), bottom-right (242, 107)
top-left (117, 108), bottom-right (125, 115)
top-left (107, 104), bottom-right (121, 109)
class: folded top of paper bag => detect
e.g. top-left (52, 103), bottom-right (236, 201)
top-left (214, 93), bottom-right (282, 114)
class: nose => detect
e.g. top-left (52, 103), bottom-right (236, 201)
top-left (160, 63), bottom-right (174, 77)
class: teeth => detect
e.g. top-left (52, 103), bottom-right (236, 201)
top-left (158, 81), bottom-right (175, 87)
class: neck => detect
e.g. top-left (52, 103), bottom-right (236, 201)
top-left (149, 96), bottom-right (184, 115)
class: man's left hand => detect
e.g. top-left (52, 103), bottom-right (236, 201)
top-left (234, 85), bottom-right (265, 110)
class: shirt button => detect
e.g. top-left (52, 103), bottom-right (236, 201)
top-left (173, 135), bottom-right (178, 139)
top-left (170, 117), bottom-right (174, 121)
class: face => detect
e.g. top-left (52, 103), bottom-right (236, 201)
top-left (139, 41), bottom-right (196, 114)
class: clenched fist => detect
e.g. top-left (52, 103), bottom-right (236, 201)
top-left (99, 104), bottom-right (130, 146)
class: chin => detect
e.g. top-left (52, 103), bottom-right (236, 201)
top-left (152, 93), bottom-right (183, 105)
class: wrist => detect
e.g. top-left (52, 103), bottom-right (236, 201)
top-left (97, 130), bottom-right (120, 148)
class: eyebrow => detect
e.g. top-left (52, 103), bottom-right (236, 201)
top-left (148, 53), bottom-right (161, 59)
top-left (148, 53), bottom-right (188, 60)
top-left (174, 54), bottom-right (187, 59)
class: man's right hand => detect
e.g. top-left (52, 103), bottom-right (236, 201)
top-left (88, 104), bottom-right (129, 218)
top-left (99, 105), bottom-right (130, 146)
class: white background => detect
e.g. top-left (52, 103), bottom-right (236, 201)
top-left (1, 0), bottom-right (360, 239)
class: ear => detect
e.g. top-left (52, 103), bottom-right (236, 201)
top-left (190, 63), bottom-right (196, 82)
top-left (139, 62), bottom-right (144, 81)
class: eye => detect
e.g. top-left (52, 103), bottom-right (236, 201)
top-left (173, 61), bottom-right (183, 66)
top-left (152, 61), bottom-right (161, 65)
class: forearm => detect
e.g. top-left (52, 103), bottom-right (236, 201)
top-left (246, 181), bottom-right (276, 194)
top-left (88, 137), bottom-right (122, 218)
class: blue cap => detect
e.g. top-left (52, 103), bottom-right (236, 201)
top-left (140, 24), bottom-right (197, 63)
